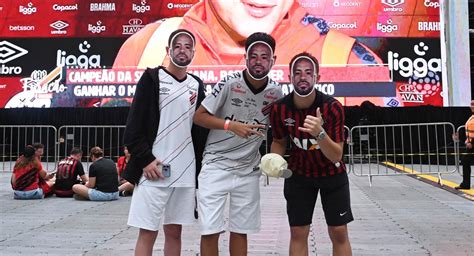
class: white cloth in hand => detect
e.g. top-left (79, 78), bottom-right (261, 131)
top-left (260, 153), bottom-right (288, 177)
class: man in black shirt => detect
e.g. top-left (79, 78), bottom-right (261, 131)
top-left (72, 147), bottom-right (119, 201)
top-left (54, 148), bottom-right (88, 197)
top-left (268, 52), bottom-right (352, 255)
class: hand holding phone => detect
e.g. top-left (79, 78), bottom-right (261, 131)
top-left (157, 163), bottom-right (171, 178)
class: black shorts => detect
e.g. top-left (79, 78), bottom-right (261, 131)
top-left (284, 172), bottom-right (353, 227)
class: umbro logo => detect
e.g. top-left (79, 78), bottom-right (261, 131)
top-left (284, 118), bottom-right (295, 126)
top-left (381, 0), bottom-right (405, 7)
top-left (50, 20), bottom-right (69, 35)
top-left (0, 41), bottom-right (28, 64)
top-left (159, 87), bottom-right (170, 95)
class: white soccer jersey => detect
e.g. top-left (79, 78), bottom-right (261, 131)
top-left (140, 68), bottom-right (200, 187)
top-left (201, 70), bottom-right (282, 176)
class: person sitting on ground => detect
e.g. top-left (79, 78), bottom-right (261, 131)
top-left (72, 147), bottom-right (119, 201)
top-left (11, 145), bottom-right (54, 199)
top-left (54, 147), bottom-right (88, 197)
top-left (117, 146), bottom-right (134, 196)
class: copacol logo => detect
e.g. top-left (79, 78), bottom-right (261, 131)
top-left (0, 41), bottom-right (28, 75)
top-left (56, 41), bottom-right (101, 69)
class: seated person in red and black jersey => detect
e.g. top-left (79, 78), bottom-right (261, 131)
top-left (11, 146), bottom-right (54, 199)
top-left (268, 52), bottom-right (352, 255)
top-left (54, 147), bottom-right (88, 197)
top-left (117, 146), bottom-right (134, 196)
top-left (72, 147), bottom-right (119, 201)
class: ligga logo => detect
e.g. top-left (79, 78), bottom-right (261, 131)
top-left (388, 42), bottom-right (441, 78)
top-left (19, 2), bottom-right (37, 15)
top-left (132, 0), bottom-right (150, 13)
top-left (56, 41), bottom-right (101, 69)
top-left (88, 21), bottom-right (106, 34)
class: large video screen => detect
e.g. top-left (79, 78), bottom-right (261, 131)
top-left (0, 0), bottom-right (447, 108)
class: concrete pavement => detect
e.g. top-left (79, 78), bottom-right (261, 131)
top-left (1, 166), bottom-right (473, 255)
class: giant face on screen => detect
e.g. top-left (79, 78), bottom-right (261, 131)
top-left (0, 0), bottom-right (454, 108)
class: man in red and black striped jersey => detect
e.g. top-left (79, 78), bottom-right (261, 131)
top-left (269, 52), bottom-right (353, 255)
top-left (54, 148), bottom-right (88, 197)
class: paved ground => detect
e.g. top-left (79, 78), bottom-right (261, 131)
top-left (1, 166), bottom-right (473, 256)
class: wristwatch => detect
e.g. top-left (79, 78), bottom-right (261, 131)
top-left (315, 129), bottom-right (327, 141)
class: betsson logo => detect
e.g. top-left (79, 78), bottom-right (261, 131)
top-left (56, 41), bottom-right (101, 69)
top-left (388, 42), bottom-right (441, 78)
top-left (9, 25), bottom-right (35, 31)
top-left (0, 41), bottom-right (28, 75)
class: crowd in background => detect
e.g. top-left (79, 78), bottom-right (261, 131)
top-left (10, 143), bottom-right (133, 200)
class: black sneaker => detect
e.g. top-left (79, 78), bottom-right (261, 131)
top-left (455, 184), bottom-right (470, 190)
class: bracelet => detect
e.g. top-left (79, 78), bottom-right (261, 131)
top-left (224, 120), bottom-right (231, 130)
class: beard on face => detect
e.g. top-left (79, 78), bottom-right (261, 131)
top-left (172, 53), bottom-right (192, 67)
top-left (294, 81), bottom-right (314, 96)
top-left (248, 64), bottom-right (269, 79)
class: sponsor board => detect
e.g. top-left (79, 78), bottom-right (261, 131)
top-left (0, 41), bottom-right (28, 75)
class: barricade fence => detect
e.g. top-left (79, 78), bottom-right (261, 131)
top-left (0, 124), bottom-right (464, 185)
top-left (0, 125), bottom-right (57, 172)
top-left (57, 125), bottom-right (126, 170)
top-left (349, 122), bottom-right (457, 185)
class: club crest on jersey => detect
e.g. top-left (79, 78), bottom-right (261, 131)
top-left (284, 118), bottom-right (295, 126)
top-left (293, 137), bottom-right (320, 150)
top-left (189, 92), bottom-right (197, 105)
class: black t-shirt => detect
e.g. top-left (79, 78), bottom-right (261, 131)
top-left (88, 158), bottom-right (118, 193)
top-left (54, 157), bottom-right (85, 191)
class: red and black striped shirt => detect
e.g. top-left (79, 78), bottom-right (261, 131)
top-left (270, 91), bottom-right (346, 178)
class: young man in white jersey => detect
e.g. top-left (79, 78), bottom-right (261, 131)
top-left (193, 32), bottom-right (283, 256)
top-left (122, 29), bottom-right (207, 256)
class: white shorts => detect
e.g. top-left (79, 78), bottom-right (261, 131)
top-left (197, 164), bottom-right (261, 235)
top-left (127, 185), bottom-right (196, 231)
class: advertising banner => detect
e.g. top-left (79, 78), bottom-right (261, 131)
top-left (0, 0), bottom-right (449, 108)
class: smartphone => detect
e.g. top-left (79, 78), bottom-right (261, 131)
top-left (157, 163), bottom-right (171, 178)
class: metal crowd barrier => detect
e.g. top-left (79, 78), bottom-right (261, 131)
top-left (57, 125), bottom-right (126, 170)
top-left (0, 125), bottom-right (57, 172)
top-left (1, 123), bottom-right (464, 185)
top-left (344, 125), bottom-right (351, 173)
top-left (349, 122), bottom-right (457, 186)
